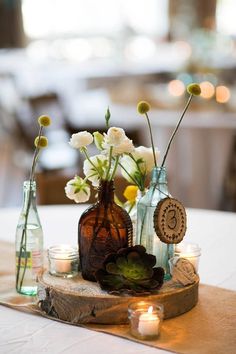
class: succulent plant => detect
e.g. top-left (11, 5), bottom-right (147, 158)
top-left (95, 245), bottom-right (164, 295)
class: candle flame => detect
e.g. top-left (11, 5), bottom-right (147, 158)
top-left (148, 306), bottom-right (153, 314)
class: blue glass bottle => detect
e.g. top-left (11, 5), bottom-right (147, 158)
top-left (15, 181), bottom-right (44, 295)
top-left (136, 167), bottom-right (174, 279)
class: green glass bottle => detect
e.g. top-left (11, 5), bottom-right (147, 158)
top-left (136, 167), bottom-right (174, 279)
top-left (15, 181), bottom-right (44, 295)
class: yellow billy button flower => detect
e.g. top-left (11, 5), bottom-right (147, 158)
top-left (34, 135), bottom-right (48, 148)
top-left (123, 185), bottom-right (138, 203)
top-left (38, 115), bottom-right (51, 127)
top-left (137, 101), bottom-right (150, 115)
top-left (187, 83), bottom-right (201, 96)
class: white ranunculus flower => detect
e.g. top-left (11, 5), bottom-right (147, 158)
top-left (83, 154), bottom-right (108, 187)
top-left (102, 127), bottom-right (134, 156)
top-left (65, 176), bottom-right (90, 203)
top-left (106, 127), bottom-right (126, 145)
top-left (135, 146), bottom-right (160, 173)
top-left (69, 131), bottom-right (93, 149)
top-left (112, 138), bottom-right (134, 156)
top-left (120, 146), bottom-right (160, 186)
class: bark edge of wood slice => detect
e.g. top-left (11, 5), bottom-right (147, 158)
top-left (37, 271), bottom-right (199, 325)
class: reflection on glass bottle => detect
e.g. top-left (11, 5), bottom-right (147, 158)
top-left (79, 180), bottom-right (133, 281)
top-left (15, 181), bottom-right (44, 295)
top-left (136, 167), bottom-right (174, 279)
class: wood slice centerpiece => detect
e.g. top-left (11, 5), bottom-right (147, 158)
top-left (37, 271), bottom-right (199, 325)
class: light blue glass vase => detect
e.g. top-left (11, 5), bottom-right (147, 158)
top-left (136, 167), bottom-right (174, 279)
top-left (15, 181), bottom-right (44, 295)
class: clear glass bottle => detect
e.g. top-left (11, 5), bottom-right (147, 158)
top-left (136, 167), bottom-right (174, 279)
top-left (79, 180), bottom-right (133, 281)
top-left (15, 181), bottom-right (44, 295)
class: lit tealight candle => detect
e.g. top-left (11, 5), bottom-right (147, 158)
top-left (138, 306), bottom-right (160, 336)
top-left (175, 242), bottom-right (201, 272)
top-left (48, 245), bottom-right (79, 278)
top-left (128, 301), bottom-right (164, 340)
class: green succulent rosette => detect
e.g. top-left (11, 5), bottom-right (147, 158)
top-left (95, 245), bottom-right (164, 295)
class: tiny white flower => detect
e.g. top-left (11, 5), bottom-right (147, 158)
top-left (83, 154), bottom-right (108, 187)
top-left (65, 176), bottom-right (90, 203)
top-left (102, 126), bottom-right (134, 156)
top-left (69, 131), bottom-right (93, 149)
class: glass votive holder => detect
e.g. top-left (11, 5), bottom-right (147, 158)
top-left (174, 242), bottom-right (201, 272)
top-left (128, 301), bottom-right (164, 340)
top-left (48, 245), bottom-right (79, 278)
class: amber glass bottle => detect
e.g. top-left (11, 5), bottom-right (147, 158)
top-left (78, 180), bottom-right (133, 281)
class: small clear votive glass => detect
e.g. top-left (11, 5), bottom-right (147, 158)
top-left (128, 301), bottom-right (164, 340)
top-left (48, 245), bottom-right (79, 278)
top-left (174, 242), bottom-right (201, 272)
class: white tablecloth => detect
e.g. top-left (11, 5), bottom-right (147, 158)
top-left (0, 205), bottom-right (236, 354)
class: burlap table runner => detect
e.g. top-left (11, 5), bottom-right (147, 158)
top-left (1, 241), bottom-right (236, 354)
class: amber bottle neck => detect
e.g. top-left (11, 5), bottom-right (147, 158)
top-left (98, 180), bottom-right (114, 204)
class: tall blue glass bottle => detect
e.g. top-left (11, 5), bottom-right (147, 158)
top-left (136, 166), bottom-right (174, 279)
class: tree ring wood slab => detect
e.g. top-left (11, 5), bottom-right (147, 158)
top-left (37, 272), bottom-right (199, 325)
top-left (153, 197), bottom-right (187, 244)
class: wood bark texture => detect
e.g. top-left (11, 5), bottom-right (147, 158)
top-left (37, 272), bottom-right (199, 325)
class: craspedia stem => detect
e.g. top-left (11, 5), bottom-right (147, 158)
top-left (161, 94), bottom-right (193, 168)
top-left (145, 112), bottom-right (157, 168)
top-left (161, 83), bottom-right (201, 168)
top-left (137, 101), bottom-right (157, 168)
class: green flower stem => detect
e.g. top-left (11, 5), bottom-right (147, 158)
top-left (128, 153), bottom-right (145, 191)
top-left (128, 153), bottom-right (143, 175)
top-left (118, 162), bottom-right (144, 192)
top-left (110, 155), bottom-right (119, 181)
top-left (127, 201), bottom-right (135, 214)
top-left (81, 147), bottom-right (102, 177)
top-left (145, 112), bottom-right (157, 168)
top-left (105, 146), bottom-right (113, 180)
top-left (83, 173), bottom-right (97, 183)
top-left (29, 126), bottom-right (43, 182)
top-left (161, 94), bottom-right (193, 168)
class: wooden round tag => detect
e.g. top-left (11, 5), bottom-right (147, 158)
top-left (153, 197), bottom-right (187, 244)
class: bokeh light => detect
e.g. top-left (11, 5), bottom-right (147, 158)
top-left (168, 80), bottom-right (185, 97)
top-left (200, 81), bottom-right (215, 99)
top-left (216, 86), bottom-right (231, 103)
